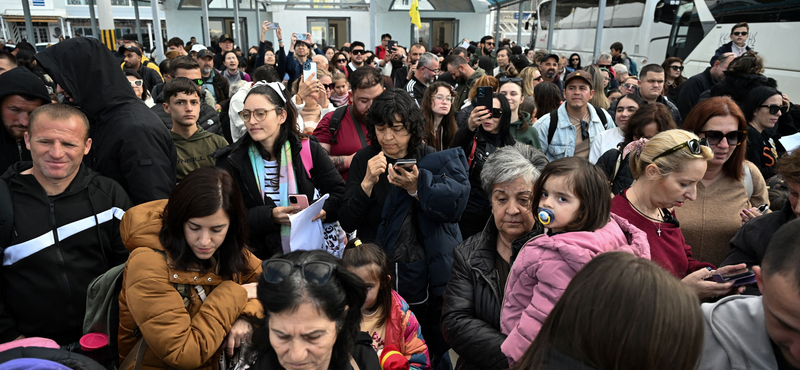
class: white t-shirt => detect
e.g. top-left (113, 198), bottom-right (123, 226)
top-left (589, 126), bottom-right (624, 164)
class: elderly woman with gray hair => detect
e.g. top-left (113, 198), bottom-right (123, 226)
top-left (441, 143), bottom-right (548, 370)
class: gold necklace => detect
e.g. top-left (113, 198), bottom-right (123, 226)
top-left (629, 187), bottom-right (664, 237)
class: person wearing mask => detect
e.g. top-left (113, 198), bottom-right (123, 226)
top-left (421, 81), bottom-right (458, 151)
top-left (677, 97), bottom-right (769, 266)
top-left (498, 78), bottom-right (541, 149)
top-left (197, 49), bottom-right (230, 112)
top-left (405, 52), bottom-right (440, 107)
top-left (637, 64), bottom-right (682, 125)
top-left (742, 86), bottom-right (786, 181)
top-left (0, 67), bottom-right (50, 173)
top-left (121, 45), bottom-right (163, 93)
top-left (662, 57), bottom-right (686, 103)
top-left (221, 50), bottom-right (251, 86)
top-left (0, 104), bottom-right (131, 347)
top-left (312, 67), bottom-right (385, 181)
top-left (441, 144), bottom-right (547, 370)
top-left (676, 53), bottom-right (734, 119)
top-left (445, 54), bottom-right (486, 111)
top-left (35, 37), bottom-right (177, 204)
top-left (117, 167), bottom-right (263, 369)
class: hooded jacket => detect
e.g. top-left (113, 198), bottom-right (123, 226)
top-left (500, 214), bottom-right (650, 364)
top-left (152, 91), bottom-right (223, 135)
top-left (35, 37), bottom-right (177, 204)
top-left (677, 67), bottom-right (715, 119)
top-left (171, 127), bottom-right (229, 182)
top-left (697, 295), bottom-right (779, 370)
top-left (383, 290), bottom-right (430, 370)
top-left (0, 67), bottom-right (51, 173)
top-left (117, 200), bottom-right (263, 370)
top-left (0, 162), bottom-right (131, 344)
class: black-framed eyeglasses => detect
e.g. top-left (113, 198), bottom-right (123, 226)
top-left (262, 259), bottom-right (337, 285)
top-left (579, 120), bottom-right (589, 140)
top-left (701, 130), bottom-right (747, 146)
top-left (534, 75), bottom-right (544, 81)
top-left (421, 65), bottom-right (440, 74)
top-left (239, 107), bottom-right (279, 122)
top-left (732, 31), bottom-right (748, 36)
top-left (760, 104), bottom-right (789, 115)
top-left (670, 65), bottom-right (685, 71)
top-left (653, 138), bottom-right (708, 161)
top-left (352, 49), bottom-right (367, 55)
top-left (193, 79), bottom-right (204, 86)
top-left (491, 108), bottom-right (504, 118)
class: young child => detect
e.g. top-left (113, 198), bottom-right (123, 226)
top-left (342, 240), bottom-right (431, 370)
top-left (329, 72), bottom-right (350, 107)
top-left (500, 157), bottom-right (651, 364)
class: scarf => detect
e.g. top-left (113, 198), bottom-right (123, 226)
top-left (248, 141), bottom-right (298, 253)
top-left (330, 92), bottom-right (349, 107)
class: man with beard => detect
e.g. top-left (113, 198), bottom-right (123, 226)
top-left (539, 53), bottom-right (562, 91)
top-left (198, 49), bottom-right (230, 111)
top-left (394, 43), bottom-right (426, 89)
top-left (347, 41), bottom-right (367, 75)
top-left (0, 67), bottom-right (50, 172)
top-left (122, 45), bottom-right (163, 92)
top-left (470, 35), bottom-right (496, 67)
top-left (405, 52), bottom-right (440, 106)
top-left (446, 53), bottom-right (485, 111)
top-left (312, 67), bottom-right (384, 181)
top-left (677, 52), bottom-right (734, 118)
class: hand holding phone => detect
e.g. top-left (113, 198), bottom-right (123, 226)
top-left (394, 159), bottom-right (417, 172)
top-left (703, 268), bottom-right (756, 287)
top-left (266, 22), bottom-right (279, 30)
top-left (289, 194), bottom-right (310, 212)
top-left (302, 60), bottom-right (317, 82)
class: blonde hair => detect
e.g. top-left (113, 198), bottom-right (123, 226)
top-left (630, 129), bottom-right (713, 179)
top-left (331, 71), bottom-right (348, 85)
top-left (518, 66), bottom-right (539, 98)
top-left (467, 75), bottom-right (499, 101)
top-left (583, 65), bottom-right (609, 109)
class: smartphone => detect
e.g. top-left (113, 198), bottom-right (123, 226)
top-left (293, 32), bottom-right (308, 40)
top-left (388, 40), bottom-right (397, 53)
top-left (266, 22), bottom-right (279, 30)
top-left (459, 40), bottom-right (470, 49)
top-left (394, 159), bottom-right (417, 172)
top-left (289, 194), bottom-right (310, 211)
top-left (302, 60), bottom-right (317, 81)
top-left (476, 86), bottom-right (493, 112)
top-left (704, 268), bottom-right (756, 286)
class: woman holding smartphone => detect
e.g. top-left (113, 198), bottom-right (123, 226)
top-left (216, 82), bottom-right (345, 259)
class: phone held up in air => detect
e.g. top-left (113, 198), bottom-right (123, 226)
top-left (302, 60), bottom-right (317, 81)
top-left (293, 32), bottom-right (308, 41)
top-left (476, 86), bottom-right (493, 112)
top-left (394, 158), bottom-right (417, 172)
top-left (266, 22), bottom-right (279, 30)
top-left (289, 194), bottom-right (310, 212)
top-left (388, 40), bottom-right (397, 53)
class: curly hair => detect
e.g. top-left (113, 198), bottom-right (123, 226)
top-left (366, 88), bottom-right (426, 154)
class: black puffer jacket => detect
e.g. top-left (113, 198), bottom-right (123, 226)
top-left (596, 145), bottom-right (633, 195)
top-left (151, 91), bottom-right (222, 135)
top-left (35, 37), bottom-right (177, 204)
top-left (0, 346), bottom-right (105, 370)
top-left (710, 72), bottom-right (798, 139)
top-left (441, 217), bottom-right (542, 370)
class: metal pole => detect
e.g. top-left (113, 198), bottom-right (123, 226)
top-left (516, 0), bottom-right (523, 45)
top-left (88, 0), bottom-right (99, 39)
top-left (369, 0), bottom-right (376, 50)
top-left (255, 0), bottom-right (260, 44)
top-left (2, 16), bottom-right (8, 40)
top-left (21, 0), bottom-right (36, 42)
top-left (547, 0), bottom-right (555, 52)
top-left (593, 0), bottom-right (606, 62)
top-left (201, 0), bottom-right (210, 45)
top-left (494, 7), bottom-right (500, 42)
top-left (133, 0), bottom-right (141, 42)
top-left (150, 0), bottom-right (164, 62)
top-left (233, 0), bottom-right (240, 48)
top-left (59, 18), bottom-right (64, 39)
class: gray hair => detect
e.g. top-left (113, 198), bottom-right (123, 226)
top-left (419, 52), bottom-right (438, 69)
top-left (597, 53), bottom-right (612, 63)
top-left (613, 64), bottom-right (628, 75)
top-left (481, 143), bottom-right (549, 194)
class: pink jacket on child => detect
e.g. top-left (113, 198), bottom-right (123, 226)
top-left (500, 213), bottom-right (651, 364)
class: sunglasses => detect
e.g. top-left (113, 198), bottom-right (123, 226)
top-left (597, 63), bottom-right (612, 69)
top-left (491, 108), bottom-right (503, 118)
top-left (701, 130), bottom-right (746, 146)
top-left (622, 83), bottom-right (637, 89)
top-left (760, 104), bottom-right (789, 115)
top-left (570, 58), bottom-right (579, 61)
top-left (129, 79), bottom-right (143, 87)
top-left (670, 65), bottom-right (684, 71)
top-left (262, 259), bottom-right (337, 285)
top-left (485, 42), bottom-right (495, 46)
top-left (324, 83), bottom-right (334, 90)
top-left (337, 58), bottom-right (347, 63)
top-left (352, 49), bottom-right (366, 55)
top-left (534, 75), bottom-right (544, 81)
top-left (653, 138), bottom-right (708, 161)
top-left (499, 77), bottom-right (522, 84)
top-left (579, 120), bottom-right (589, 140)
top-left (239, 107), bottom-right (279, 122)
top-left (732, 31), bottom-right (748, 36)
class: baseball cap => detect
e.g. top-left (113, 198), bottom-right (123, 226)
top-left (120, 45), bottom-right (142, 56)
top-left (197, 49), bottom-right (214, 59)
top-left (190, 44), bottom-right (207, 53)
top-left (540, 53), bottom-right (559, 64)
top-left (220, 34), bottom-right (233, 43)
top-left (121, 33), bottom-right (139, 42)
top-left (564, 70), bottom-right (593, 88)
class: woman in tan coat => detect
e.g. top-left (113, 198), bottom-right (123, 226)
top-left (118, 167), bottom-right (263, 370)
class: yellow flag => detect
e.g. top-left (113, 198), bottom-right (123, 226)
top-left (409, 0), bottom-right (422, 29)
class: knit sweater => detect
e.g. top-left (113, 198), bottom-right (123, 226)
top-left (673, 161), bottom-right (769, 266)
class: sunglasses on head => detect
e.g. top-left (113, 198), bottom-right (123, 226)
top-left (262, 259), bottom-right (337, 285)
top-left (653, 138), bottom-right (708, 161)
top-left (352, 49), bottom-right (366, 55)
top-left (499, 77), bottom-right (522, 85)
top-left (671, 65), bottom-right (684, 71)
top-left (732, 31), bottom-right (748, 36)
top-left (760, 104), bottom-right (789, 115)
top-left (129, 79), bottom-right (143, 87)
top-left (701, 130), bottom-right (746, 146)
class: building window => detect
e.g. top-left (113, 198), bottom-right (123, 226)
top-left (67, 0), bottom-right (130, 5)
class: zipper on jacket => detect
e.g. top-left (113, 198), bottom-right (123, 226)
top-left (50, 201), bottom-right (77, 331)
top-left (16, 142), bottom-right (22, 161)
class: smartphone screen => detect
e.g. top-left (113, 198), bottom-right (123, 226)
top-left (459, 40), bottom-right (470, 49)
top-left (293, 32), bottom-right (308, 40)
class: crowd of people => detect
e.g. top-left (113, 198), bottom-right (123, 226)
top-left (0, 19), bottom-right (799, 370)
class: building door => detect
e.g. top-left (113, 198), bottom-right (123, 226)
top-left (307, 18), bottom-right (349, 49)
top-left (411, 19), bottom-right (458, 50)
top-left (224, 18), bottom-right (248, 47)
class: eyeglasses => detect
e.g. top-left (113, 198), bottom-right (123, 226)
top-left (499, 77), bottom-right (522, 84)
top-left (732, 31), bottom-right (748, 36)
top-left (653, 138), bottom-right (708, 161)
top-left (491, 108), bottom-right (504, 118)
top-left (262, 259), bottom-right (337, 285)
top-left (534, 75), bottom-right (543, 81)
top-left (570, 58), bottom-right (579, 61)
top-left (760, 104), bottom-right (789, 115)
top-left (434, 94), bottom-right (454, 103)
top-left (336, 58), bottom-right (347, 63)
top-left (239, 108), bottom-right (279, 122)
top-left (352, 49), bottom-right (366, 55)
top-left (192, 79), bottom-right (204, 86)
top-left (701, 130), bottom-right (747, 146)
top-left (421, 65), bottom-right (440, 74)
top-left (670, 65), bottom-right (685, 71)
top-left (622, 83), bottom-right (637, 89)
top-left (129, 79), bottom-right (143, 87)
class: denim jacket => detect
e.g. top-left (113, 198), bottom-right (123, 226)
top-left (532, 103), bottom-right (616, 161)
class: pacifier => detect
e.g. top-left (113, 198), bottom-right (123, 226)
top-left (537, 207), bottom-right (555, 225)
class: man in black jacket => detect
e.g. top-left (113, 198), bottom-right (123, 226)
top-left (122, 45), bottom-right (163, 92)
top-left (35, 37), bottom-right (177, 204)
top-left (0, 104), bottom-right (131, 346)
top-left (151, 56), bottom-right (221, 135)
top-left (676, 52), bottom-right (734, 119)
top-left (0, 67), bottom-right (50, 174)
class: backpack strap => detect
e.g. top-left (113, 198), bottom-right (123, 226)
top-left (467, 135), bottom-right (478, 168)
top-left (328, 105), bottom-right (349, 145)
top-left (547, 110), bottom-right (558, 144)
top-left (300, 139), bottom-right (314, 179)
top-left (611, 143), bottom-right (624, 187)
top-left (593, 105), bottom-right (608, 129)
top-left (0, 178), bottom-right (12, 250)
top-left (743, 163), bottom-right (753, 199)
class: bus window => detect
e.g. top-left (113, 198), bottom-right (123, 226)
top-left (709, 0), bottom-right (800, 23)
top-left (666, 0), bottom-right (706, 60)
top-left (539, 0), bottom-right (645, 29)
top-left (613, 0), bottom-right (646, 26)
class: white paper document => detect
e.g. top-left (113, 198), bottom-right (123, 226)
top-left (779, 132), bottom-right (800, 153)
top-left (288, 193), bottom-right (329, 252)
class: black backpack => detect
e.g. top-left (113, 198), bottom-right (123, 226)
top-left (327, 105), bottom-right (368, 148)
top-left (547, 105), bottom-right (608, 144)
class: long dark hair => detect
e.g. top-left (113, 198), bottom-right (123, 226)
top-left (533, 82), bottom-right (562, 120)
top-left (123, 68), bottom-right (151, 102)
top-left (366, 88), bottom-right (425, 155)
top-left (331, 52), bottom-right (348, 74)
top-left (252, 250), bottom-right (366, 370)
top-left (421, 81), bottom-right (457, 151)
top-left (485, 93), bottom-right (516, 146)
top-left (661, 57), bottom-right (686, 90)
top-left (342, 239), bottom-right (393, 328)
top-left (237, 84), bottom-right (302, 161)
top-left (568, 53), bottom-right (582, 70)
top-left (159, 167), bottom-right (250, 277)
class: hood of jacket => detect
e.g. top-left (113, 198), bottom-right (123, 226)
top-left (120, 199), bottom-right (168, 253)
top-left (35, 37), bottom-right (142, 121)
top-left (2, 161), bottom-right (96, 197)
top-left (529, 213), bottom-right (651, 272)
top-left (699, 295), bottom-right (777, 370)
top-left (170, 126), bottom-right (216, 143)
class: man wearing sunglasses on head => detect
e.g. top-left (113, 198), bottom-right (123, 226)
top-left (533, 70), bottom-right (616, 161)
top-left (713, 22), bottom-right (753, 64)
top-left (405, 52), bottom-right (440, 107)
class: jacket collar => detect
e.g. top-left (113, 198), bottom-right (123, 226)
top-left (5, 161), bottom-right (96, 198)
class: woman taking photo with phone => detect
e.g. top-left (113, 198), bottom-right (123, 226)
top-left (216, 82), bottom-right (345, 259)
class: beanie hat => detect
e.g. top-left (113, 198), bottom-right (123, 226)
top-left (742, 85), bottom-right (781, 122)
top-left (0, 67), bottom-right (51, 104)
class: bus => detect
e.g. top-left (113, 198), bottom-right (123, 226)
top-left (534, 0), bottom-right (800, 98)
